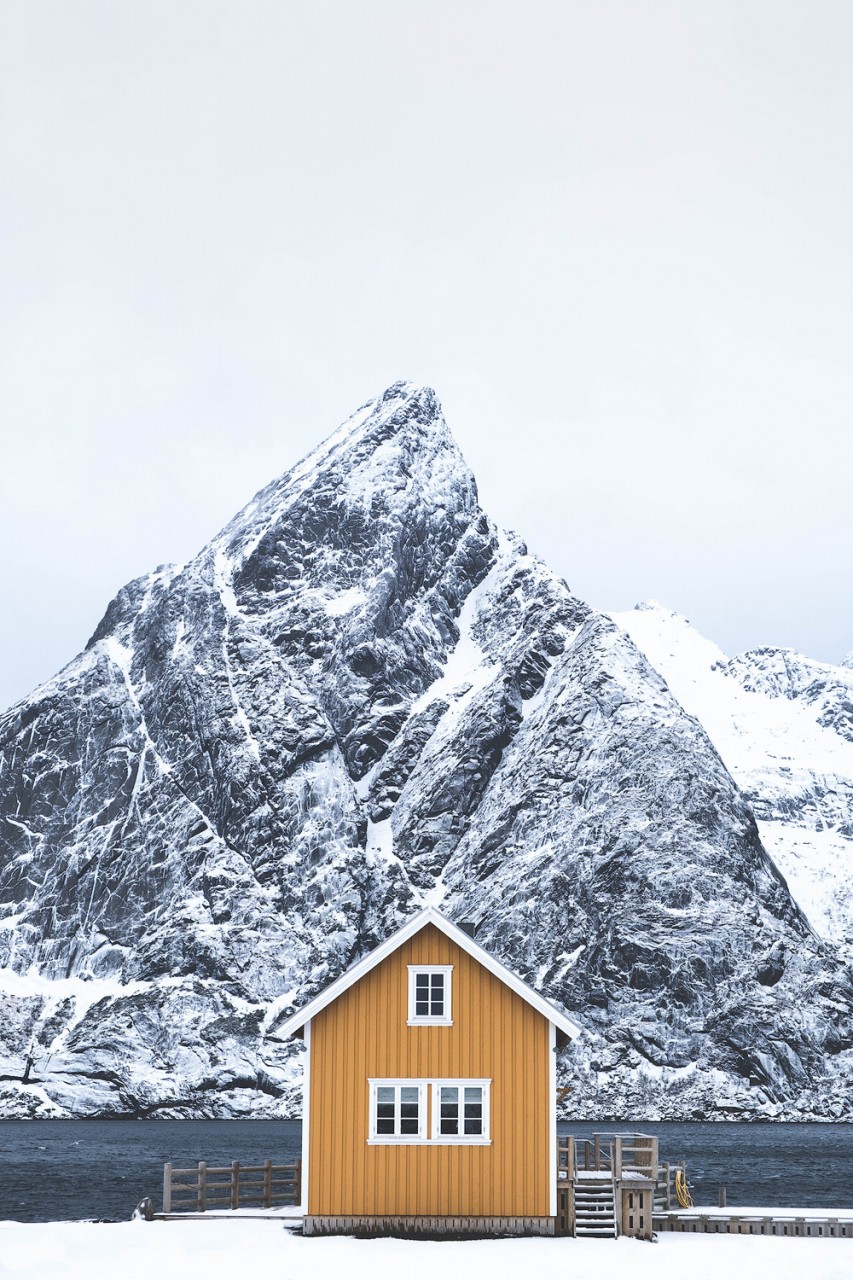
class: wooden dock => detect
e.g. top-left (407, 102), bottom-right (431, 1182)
top-left (654, 1207), bottom-right (853, 1238)
top-left (557, 1132), bottom-right (853, 1241)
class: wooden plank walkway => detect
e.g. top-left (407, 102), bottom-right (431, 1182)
top-left (655, 1208), bottom-right (853, 1237)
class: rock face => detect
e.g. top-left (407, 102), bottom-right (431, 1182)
top-left (0, 383), bottom-right (851, 1120)
top-left (614, 605), bottom-right (853, 962)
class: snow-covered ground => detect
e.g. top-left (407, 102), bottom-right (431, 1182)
top-left (0, 1220), bottom-right (850, 1280)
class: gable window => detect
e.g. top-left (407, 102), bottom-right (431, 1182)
top-left (431, 1080), bottom-right (490, 1143)
top-left (407, 965), bottom-right (453, 1025)
top-left (368, 1081), bottom-right (427, 1143)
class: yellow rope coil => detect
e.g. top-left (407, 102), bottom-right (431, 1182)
top-left (675, 1168), bottom-right (694, 1208)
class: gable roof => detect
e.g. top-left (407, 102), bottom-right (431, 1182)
top-left (276, 907), bottom-right (581, 1046)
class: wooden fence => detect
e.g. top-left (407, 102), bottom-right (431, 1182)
top-left (162, 1159), bottom-right (302, 1214)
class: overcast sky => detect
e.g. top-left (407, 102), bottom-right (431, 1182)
top-left (2, 1), bottom-right (851, 711)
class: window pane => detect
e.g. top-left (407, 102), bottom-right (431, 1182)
top-left (415, 999), bottom-right (429, 1016)
top-left (400, 1083), bottom-right (420, 1134)
top-left (430, 995), bottom-right (444, 1015)
top-left (439, 1085), bottom-right (458, 1135)
top-left (464, 1087), bottom-right (483, 1134)
top-left (376, 1085), bottom-right (397, 1137)
top-left (415, 974), bottom-right (429, 991)
top-left (430, 973), bottom-right (444, 991)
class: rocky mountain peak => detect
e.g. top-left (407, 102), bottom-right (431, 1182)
top-left (1, 386), bottom-right (851, 1121)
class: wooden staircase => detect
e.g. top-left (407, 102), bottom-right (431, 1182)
top-left (573, 1175), bottom-right (618, 1238)
top-left (556, 1133), bottom-right (660, 1240)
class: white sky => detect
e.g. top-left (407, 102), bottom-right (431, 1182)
top-left (1, 1), bottom-right (851, 711)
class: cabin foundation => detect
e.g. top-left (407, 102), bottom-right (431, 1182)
top-left (304, 1215), bottom-right (555, 1236)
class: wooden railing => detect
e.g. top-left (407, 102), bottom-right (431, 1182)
top-left (557, 1133), bottom-right (659, 1182)
top-left (162, 1159), bottom-right (302, 1214)
top-left (620, 1135), bottom-right (658, 1177)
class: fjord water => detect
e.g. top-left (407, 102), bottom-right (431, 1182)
top-left (0, 1120), bottom-right (851, 1222)
top-left (0, 1119), bottom-right (301, 1223)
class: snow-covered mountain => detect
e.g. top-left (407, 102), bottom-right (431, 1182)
top-left (613, 604), bottom-right (853, 960)
top-left (0, 382), bottom-right (850, 1120)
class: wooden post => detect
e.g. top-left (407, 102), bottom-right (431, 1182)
top-left (231, 1160), bottom-right (240, 1211)
top-left (719, 1185), bottom-right (727, 1208)
top-left (294, 1158), bottom-right (302, 1206)
top-left (614, 1135), bottom-right (622, 1180)
top-left (593, 1134), bottom-right (601, 1171)
top-left (263, 1159), bottom-right (272, 1209)
top-left (198, 1161), bottom-right (207, 1213)
top-left (664, 1163), bottom-right (671, 1210)
top-left (567, 1136), bottom-right (575, 1178)
top-left (650, 1136), bottom-right (659, 1181)
top-left (163, 1162), bottom-right (172, 1216)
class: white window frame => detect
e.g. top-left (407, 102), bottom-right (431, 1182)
top-left (367, 1079), bottom-right (429, 1144)
top-left (430, 1079), bottom-right (491, 1145)
top-left (407, 964), bottom-right (453, 1026)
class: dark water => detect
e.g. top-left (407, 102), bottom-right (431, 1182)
top-left (0, 1119), bottom-right (850, 1223)
top-left (557, 1121), bottom-right (853, 1211)
top-left (0, 1119), bottom-right (302, 1224)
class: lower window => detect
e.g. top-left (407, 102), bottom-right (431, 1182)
top-left (436, 1084), bottom-right (484, 1137)
top-left (368, 1081), bottom-right (426, 1142)
top-left (432, 1080), bottom-right (490, 1142)
top-left (367, 1079), bottom-right (490, 1145)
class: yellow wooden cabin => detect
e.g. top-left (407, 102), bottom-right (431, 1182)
top-left (279, 907), bottom-right (580, 1236)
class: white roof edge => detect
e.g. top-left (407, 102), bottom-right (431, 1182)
top-left (276, 907), bottom-right (582, 1042)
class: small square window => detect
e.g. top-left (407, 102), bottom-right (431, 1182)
top-left (407, 966), bottom-right (452, 1025)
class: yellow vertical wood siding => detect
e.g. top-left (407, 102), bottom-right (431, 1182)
top-left (308, 923), bottom-right (551, 1217)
